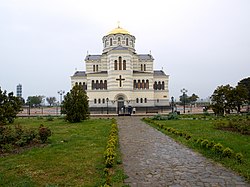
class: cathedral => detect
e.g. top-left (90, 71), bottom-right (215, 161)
top-left (71, 25), bottom-right (169, 114)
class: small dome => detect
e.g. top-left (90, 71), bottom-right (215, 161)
top-left (107, 26), bottom-right (130, 35)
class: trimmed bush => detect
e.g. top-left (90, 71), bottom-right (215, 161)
top-left (213, 143), bottom-right (224, 154)
top-left (235, 153), bottom-right (243, 163)
top-left (206, 141), bottom-right (215, 149)
top-left (222, 147), bottom-right (234, 158)
top-left (201, 139), bottom-right (209, 148)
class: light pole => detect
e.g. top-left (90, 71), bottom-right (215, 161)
top-left (106, 98), bottom-right (109, 114)
top-left (181, 88), bottom-right (188, 114)
top-left (58, 90), bottom-right (65, 115)
top-left (58, 90), bottom-right (65, 104)
top-left (171, 96), bottom-right (174, 113)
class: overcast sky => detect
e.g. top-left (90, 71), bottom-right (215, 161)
top-left (0, 0), bottom-right (249, 101)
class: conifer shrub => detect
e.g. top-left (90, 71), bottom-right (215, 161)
top-left (206, 140), bottom-right (215, 149)
top-left (222, 147), bottom-right (234, 158)
top-left (201, 139), bottom-right (209, 148)
top-left (213, 143), bottom-right (224, 153)
top-left (235, 153), bottom-right (243, 163)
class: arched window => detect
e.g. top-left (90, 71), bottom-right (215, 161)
top-left (79, 82), bottom-right (82, 85)
top-left (110, 38), bottom-right (112, 46)
top-left (96, 65), bottom-right (98, 72)
top-left (136, 98), bottom-right (139, 103)
top-left (126, 38), bottom-right (129, 46)
top-left (94, 99), bottom-right (97, 104)
top-left (141, 64), bottom-right (143, 71)
top-left (146, 80), bottom-right (149, 89)
top-left (158, 81), bottom-right (161, 90)
top-left (104, 80), bottom-right (107, 90)
top-left (92, 80), bottom-right (95, 90)
top-left (144, 98), bottom-right (147, 103)
top-left (123, 60), bottom-right (126, 70)
top-left (140, 98), bottom-right (143, 103)
top-left (100, 80), bottom-right (103, 89)
top-left (162, 81), bottom-right (165, 90)
top-left (119, 56), bottom-right (122, 70)
top-left (154, 81), bottom-right (157, 90)
top-left (75, 82), bottom-right (78, 86)
top-left (114, 60), bottom-right (117, 70)
top-left (138, 80), bottom-right (141, 89)
top-left (105, 40), bottom-right (107, 47)
top-left (102, 98), bottom-right (105, 103)
top-left (96, 80), bottom-right (99, 89)
top-left (134, 80), bottom-right (136, 89)
top-left (93, 65), bottom-right (95, 72)
top-left (144, 64), bottom-right (146, 71)
top-left (118, 37), bottom-right (121, 42)
top-left (83, 82), bottom-right (86, 90)
top-left (142, 80), bottom-right (145, 89)
top-left (98, 98), bottom-right (101, 104)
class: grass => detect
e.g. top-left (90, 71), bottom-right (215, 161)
top-left (144, 116), bottom-right (250, 182)
top-left (0, 117), bottom-right (125, 186)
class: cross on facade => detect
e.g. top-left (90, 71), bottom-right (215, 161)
top-left (116, 75), bottom-right (125, 87)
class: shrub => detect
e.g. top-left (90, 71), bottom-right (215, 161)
top-left (235, 153), bottom-right (243, 163)
top-left (38, 125), bottom-right (51, 143)
top-left (206, 141), bottom-right (215, 149)
top-left (168, 112), bottom-right (179, 120)
top-left (201, 139), bottom-right (209, 148)
top-left (46, 115), bottom-right (54, 121)
top-left (196, 138), bottom-right (204, 144)
top-left (222, 147), bottom-right (234, 158)
top-left (213, 143), bottom-right (224, 153)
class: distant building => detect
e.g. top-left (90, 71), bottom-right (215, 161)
top-left (16, 84), bottom-right (22, 97)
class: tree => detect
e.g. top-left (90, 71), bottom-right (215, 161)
top-left (189, 94), bottom-right (199, 103)
top-left (234, 85), bottom-right (248, 113)
top-left (27, 96), bottom-right (44, 107)
top-left (62, 85), bottom-right (89, 122)
top-left (238, 77), bottom-right (250, 103)
top-left (46, 97), bottom-right (56, 106)
top-left (0, 87), bottom-right (22, 124)
top-left (210, 85), bottom-right (234, 115)
top-left (179, 93), bottom-right (199, 104)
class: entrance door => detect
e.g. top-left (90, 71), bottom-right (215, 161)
top-left (117, 97), bottom-right (124, 114)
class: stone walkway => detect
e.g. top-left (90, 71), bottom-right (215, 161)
top-left (117, 116), bottom-right (249, 187)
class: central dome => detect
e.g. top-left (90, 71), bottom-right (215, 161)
top-left (107, 26), bottom-right (130, 35)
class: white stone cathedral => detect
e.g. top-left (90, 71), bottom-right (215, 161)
top-left (71, 25), bottom-right (169, 113)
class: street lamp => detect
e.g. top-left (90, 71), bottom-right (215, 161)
top-left (171, 96), bottom-right (174, 113)
top-left (181, 88), bottom-right (188, 114)
top-left (58, 90), bottom-right (65, 115)
top-left (57, 90), bottom-right (65, 104)
top-left (106, 98), bottom-right (109, 114)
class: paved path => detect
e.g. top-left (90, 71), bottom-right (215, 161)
top-left (117, 116), bottom-right (249, 187)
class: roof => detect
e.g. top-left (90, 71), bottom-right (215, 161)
top-left (85, 55), bottom-right (101, 61)
top-left (72, 71), bottom-right (86, 77)
top-left (154, 70), bottom-right (167, 76)
top-left (138, 54), bottom-right (154, 61)
top-left (107, 26), bottom-right (130, 35)
top-left (89, 71), bottom-right (107, 75)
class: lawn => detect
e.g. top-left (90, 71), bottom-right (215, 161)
top-left (144, 116), bottom-right (250, 182)
top-left (0, 117), bottom-right (123, 186)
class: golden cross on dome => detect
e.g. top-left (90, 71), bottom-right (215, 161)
top-left (117, 21), bottom-right (120, 28)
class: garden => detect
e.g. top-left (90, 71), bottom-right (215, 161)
top-left (0, 117), bottom-right (126, 186)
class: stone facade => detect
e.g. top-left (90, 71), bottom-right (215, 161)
top-left (71, 26), bottom-right (169, 113)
